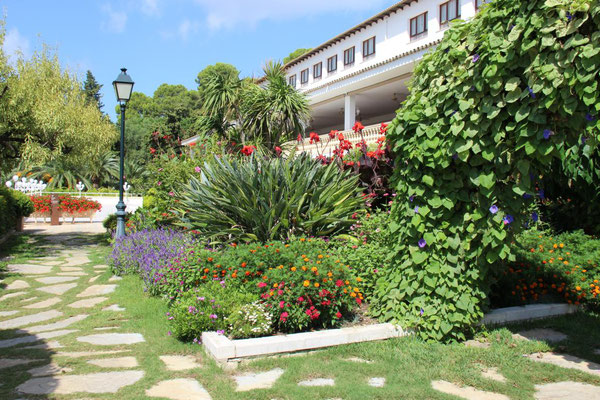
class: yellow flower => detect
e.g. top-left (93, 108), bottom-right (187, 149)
top-left (559, 243), bottom-right (564, 248)
top-left (311, 267), bottom-right (318, 272)
top-left (318, 254), bottom-right (324, 259)
top-left (291, 267), bottom-right (297, 272)
top-left (356, 277), bottom-right (362, 282)
top-left (303, 280), bottom-right (310, 287)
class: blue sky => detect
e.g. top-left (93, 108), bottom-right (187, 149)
top-left (2, 0), bottom-right (397, 120)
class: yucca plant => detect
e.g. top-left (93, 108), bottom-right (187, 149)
top-left (174, 153), bottom-right (364, 242)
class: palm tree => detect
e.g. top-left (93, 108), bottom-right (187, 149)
top-left (88, 151), bottom-right (119, 188)
top-left (242, 61), bottom-right (310, 149)
top-left (26, 158), bottom-right (91, 189)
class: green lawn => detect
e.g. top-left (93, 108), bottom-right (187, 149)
top-left (1, 233), bottom-right (600, 399)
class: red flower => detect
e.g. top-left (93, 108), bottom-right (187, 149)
top-left (337, 132), bottom-right (345, 141)
top-left (329, 130), bottom-right (338, 139)
top-left (309, 132), bottom-right (320, 144)
top-left (280, 312), bottom-right (289, 322)
top-left (380, 123), bottom-right (388, 134)
top-left (353, 121), bottom-right (364, 132)
top-left (241, 145), bottom-right (256, 156)
top-left (258, 282), bottom-right (267, 288)
top-left (297, 134), bottom-right (303, 142)
top-left (335, 312), bottom-right (342, 318)
top-left (150, 148), bottom-right (156, 154)
top-left (335, 280), bottom-right (344, 287)
top-left (275, 146), bottom-right (282, 156)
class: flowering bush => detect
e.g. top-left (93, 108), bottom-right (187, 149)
top-left (30, 195), bottom-right (101, 214)
top-left (492, 229), bottom-right (600, 309)
top-left (166, 281), bottom-right (254, 341)
top-left (227, 302), bottom-right (273, 339)
top-left (110, 228), bottom-right (194, 286)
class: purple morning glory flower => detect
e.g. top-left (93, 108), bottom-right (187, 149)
top-left (489, 204), bottom-right (499, 214)
top-left (418, 238), bottom-right (427, 248)
top-left (420, 308), bottom-right (424, 316)
top-left (472, 54), bottom-right (480, 62)
top-left (532, 212), bottom-right (539, 222)
top-left (527, 87), bottom-right (536, 99)
top-left (582, 136), bottom-right (588, 145)
top-left (543, 129), bottom-right (553, 139)
top-left (409, 195), bottom-right (415, 202)
top-left (415, 206), bottom-right (419, 214)
top-left (452, 153), bottom-right (458, 160)
top-left (586, 113), bottom-right (596, 122)
top-left (523, 193), bottom-right (532, 199)
top-left (538, 189), bottom-right (545, 199)
top-left (503, 214), bottom-right (514, 225)
top-left (567, 12), bottom-right (572, 21)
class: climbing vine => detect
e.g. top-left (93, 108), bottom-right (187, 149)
top-left (373, 0), bottom-right (600, 341)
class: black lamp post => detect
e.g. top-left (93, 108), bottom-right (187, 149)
top-left (112, 68), bottom-right (134, 238)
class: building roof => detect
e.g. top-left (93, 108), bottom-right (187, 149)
top-left (283, 0), bottom-right (419, 70)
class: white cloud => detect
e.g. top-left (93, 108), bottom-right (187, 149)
top-left (193, 0), bottom-right (390, 30)
top-left (101, 4), bottom-right (128, 33)
top-left (140, 0), bottom-right (161, 16)
top-left (178, 19), bottom-right (200, 40)
top-left (3, 28), bottom-right (30, 61)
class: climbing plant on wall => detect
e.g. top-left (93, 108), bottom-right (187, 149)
top-left (373, 0), bottom-right (599, 341)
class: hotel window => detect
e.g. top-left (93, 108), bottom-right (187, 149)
top-left (288, 75), bottom-right (296, 88)
top-left (344, 46), bottom-right (355, 66)
top-left (440, 0), bottom-right (460, 25)
top-left (363, 37), bottom-right (376, 58)
top-left (300, 68), bottom-right (309, 85)
top-left (410, 12), bottom-right (428, 38)
top-left (327, 55), bottom-right (338, 73)
top-left (475, 0), bottom-right (490, 9)
top-left (313, 62), bottom-right (322, 79)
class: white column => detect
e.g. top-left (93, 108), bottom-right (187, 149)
top-left (344, 94), bottom-right (356, 131)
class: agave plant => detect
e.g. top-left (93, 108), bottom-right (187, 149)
top-left (174, 153), bottom-right (364, 242)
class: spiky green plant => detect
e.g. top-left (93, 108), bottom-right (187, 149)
top-left (174, 153), bottom-right (364, 242)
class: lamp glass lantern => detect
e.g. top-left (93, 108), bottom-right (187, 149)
top-left (112, 68), bottom-right (134, 102)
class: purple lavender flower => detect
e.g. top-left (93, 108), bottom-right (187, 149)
top-left (418, 238), bottom-right (427, 248)
top-left (489, 205), bottom-right (499, 214)
top-left (523, 193), bottom-right (532, 199)
top-left (532, 212), bottom-right (539, 222)
top-left (586, 113), bottom-right (596, 122)
top-left (472, 54), bottom-right (480, 62)
top-left (414, 206), bottom-right (419, 214)
top-left (567, 12), bottom-right (572, 21)
top-left (543, 129), bottom-right (553, 139)
top-left (582, 136), bottom-right (588, 145)
top-left (527, 87), bottom-right (536, 99)
top-left (503, 214), bottom-right (514, 225)
top-left (420, 308), bottom-right (424, 316)
top-left (538, 189), bottom-right (545, 200)
top-left (409, 195), bottom-right (415, 202)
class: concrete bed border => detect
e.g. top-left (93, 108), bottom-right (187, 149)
top-left (202, 303), bottom-right (578, 362)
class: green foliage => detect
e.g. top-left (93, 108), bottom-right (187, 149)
top-left (378, 0), bottom-right (600, 341)
top-left (175, 153), bottom-right (364, 242)
top-left (11, 190), bottom-right (33, 217)
top-left (227, 302), bottom-right (273, 339)
top-left (492, 229), bottom-right (600, 309)
top-left (166, 281), bottom-right (254, 341)
top-left (283, 48), bottom-right (312, 64)
top-left (82, 70), bottom-right (104, 111)
top-left (0, 187), bottom-right (17, 235)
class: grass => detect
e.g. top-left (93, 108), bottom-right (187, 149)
top-left (1, 232), bottom-right (600, 399)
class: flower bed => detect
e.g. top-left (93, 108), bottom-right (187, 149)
top-left (492, 229), bottom-right (600, 309)
top-left (30, 194), bottom-right (102, 222)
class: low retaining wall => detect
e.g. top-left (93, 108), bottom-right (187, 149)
top-left (203, 303), bottom-right (578, 363)
top-left (25, 196), bottom-right (143, 224)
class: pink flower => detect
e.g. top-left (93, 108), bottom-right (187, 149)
top-left (279, 301), bottom-right (285, 308)
top-left (157, 181), bottom-right (162, 186)
top-left (169, 192), bottom-right (174, 196)
top-left (258, 282), bottom-right (267, 288)
top-left (280, 312), bottom-right (289, 322)
top-left (194, 166), bottom-right (201, 173)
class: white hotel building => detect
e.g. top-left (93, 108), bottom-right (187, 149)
top-left (285, 0), bottom-right (489, 152)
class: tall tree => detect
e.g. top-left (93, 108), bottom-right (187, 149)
top-left (83, 70), bottom-right (104, 111)
top-left (196, 63), bottom-right (240, 100)
top-left (283, 48), bottom-right (312, 64)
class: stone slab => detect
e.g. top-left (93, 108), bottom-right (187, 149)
top-left (68, 297), bottom-right (108, 309)
top-left (432, 380), bottom-right (509, 400)
top-left (481, 367), bottom-right (506, 383)
top-left (87, 356), bottom-right (138, 368)
top-left (76, 285), bottom-right (117, 298)
top-left (0, 329), bottom-right (77, 348)
top-left (22, 340), bottom-right (63, 350)
top-left (35, 276), bottom-right (79, 284)
top-left (298, 378), bottom-right (334, 387)
top-left (88, 275), bottom-right (100, 283)
top-left (6, 280), bottom-right (30, 290)
top-left (23, 298), bottom-right (62, 309)
top-left (108, 276), bottom-right (123, 282)
top-left (8, 264), bottom-right (53, 275)
top-left (159, 355), bottom-right (202, 371)
top-left (55, 350), bottom-right (130, 358)
top-left (526, 353), bottom-right (600, 376)
top-left (76, 333), bottom-right (145, 346)
top-left (93, 264), bottom-right (109, 270)
top-left (345, 357), bottom-right (373, 364)
top-left (37, 283), bottom-right (77, 295)
top-left (534, 381), bottom-right (600, 399)
top-left (0, 311), bottom-right (19, 317)
top-left (17, 370), bottom-right (145, 394)
top-left (28, 363), bottom-right (73, 376)
top-left (57, 272), bottom-right (87, 276)
top-left (146, 378), bottom-right (211, 400)
top-left (20, 296), bottom-right (38, 303)
top-left (20, 314), bottom-right (88, 334)
top-left (234, 368), bottom-right (284, 391)
top-left (65, 257), bottom-right (92, 266)
top-left (102, 304), bottom-right (125, 312)
top-left (0, 310), bottom-right (63, 330)
top-left (0, 291), bottom-right (27, 301)
top-left (0, 358), bottom-right (43, 370)
top-left (368, 377), bottom-right (386, 388)
top-left (513, 329), bottom-right (568, 343)
top-left (60, 266), bottom-right (84, 272)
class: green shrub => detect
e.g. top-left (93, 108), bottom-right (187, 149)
top-left (12, 191), bottom-right (33, 217)
top-left (491, 229), bottom-right (600, 309)
top-left (378, 0), bottom-right (600, 341)
top-left (0, 187), bottom-right (30, 235)
top-left (166, 281), bottom-right (254, 341)
top-left (227, 302), bottom-right (273, 339)
top-left (174, 153), bottom-right (364, 242)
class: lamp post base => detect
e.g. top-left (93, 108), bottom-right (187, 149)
top-left (115, 201), bottom-right (127, 238)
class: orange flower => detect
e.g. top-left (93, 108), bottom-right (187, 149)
top-left (303, 280), bottom-right (310, 287)
top-left (207, 257), bottom-right (214, 262)
top-left (314, 283), bottom-right (320, 288)
top-left (241, 262), bottom-right (247, 267)
top-left (291, 267), bottom-right (297, 272)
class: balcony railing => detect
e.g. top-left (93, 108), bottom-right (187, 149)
top-left (284, 122), bottom-right (391, 157)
